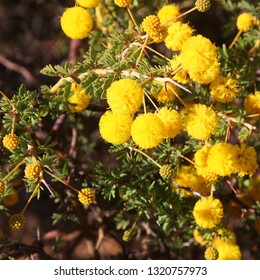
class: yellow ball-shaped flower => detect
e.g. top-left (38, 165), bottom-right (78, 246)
top-left (141, 15), bottom-right (167, 43)
top-left (180, 35), bottom-right (218, 74)
top-left (237, 13), bottom-right (255, 32)
top-left (244, 91), bottom-right (260, 114)
top-left (193, 196), bottom-right (224, 229)
top-left (24, 163), bottom-right (42, 180)
top-left (212, 239), bottom-right (242, 260)
top-left (60, 7), bottom-right (93, 39)
top-left (2, 133), bottom-right (20, 150)
top-left (9, 213), bottom-right (26, 231)
top-left (189, 59), bottom-right (220, 84)
top-left (204, 247), bottom-right (219, 260)
top-left (78, 188), bottom-right (95, 205)
top-left (174, 70), bottom-right (191, 84)
top-left (106, 79), bottom-right (144, 114)
top-left (210, 75), bottom-right (239, 103)
top-left (157, 4), bottom-right (180, 26)
top-left (157, 107), bottom-right (182, 138)
top-left (159, 165), bottom-right (174, 180)
top-left (207, 142), bottom-right (240, 176)
top-left (184, 104), bottom-right (218, 140)
top-left (114, 0), bottom-right (131, 8)
top-left (165, 22), bottom-right (194, 51)
top-left (195, 0), bottom-right (211, 13)
top-left (2, 188), bottom-right (19, 207)
top-left (172, 165), bottom-right (210, 197)
top-left (76, 0), bottom-right (100, 8)
top-left (131, 113), bottom-right (165, 149)
top-left (235, 144), bottom-right (258, 176)
top-left (68, 83), bottom-right (91, 113)
top-left (99, 111), bottom-right (133, 145)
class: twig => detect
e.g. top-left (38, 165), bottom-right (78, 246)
top-left (0, 55), bottom-right (37, 85)
top-left (218, 112), bottom-right (256, 131)
top-left (127, 8), bottom-right (141, 35)
top-left (129, 147), bottom-right (162, 168)
top-left (48, 69), bottom-right (191, 96)
top-left (68, 39), bottom-right (81, 64)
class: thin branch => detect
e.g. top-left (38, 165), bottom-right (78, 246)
top-left (0, 55), bottom-right (37, 85)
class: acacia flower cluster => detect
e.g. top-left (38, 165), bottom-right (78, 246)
top-left (114, 0), bottom-right (131, 8)
top-left (141, 15), bottom-right (167, 43)
top-left (2, 133), bottom-right (20, 150)
top-left (60, 6), bottom-right (93, 39)
top-left (68, 83), bottom-right (91, 113)
top-left (183, 104), bottom-right (218, 140)
top-left (193, 196), bottom-right (224, 229)
top-left (76, 0), bottom-right (100, 8)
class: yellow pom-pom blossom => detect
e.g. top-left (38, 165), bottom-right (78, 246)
top-left (99, 111), bottom-right (132, 145)
top-left (194, 146), bottom-right (218, 183)
top-left (76, 0), bottom-right (100, 8)
top-left (131, 113), bottom-right (165, 149)
top-left (141, 15), bottom-right (167, 43)
top-left (183, 104), bottom-right (218, 140)
top-left (0, 180), bottom-right (5, 195)
top-left (60, 7), bottom-right (93, 39)
top-left (24, 163), bottom-right (42, 180)
top-left (193, 196), bottom-right (224, 229)
top-left (165, 22), bottom-right (194, 51)
top-left (244, 91), bottom-right (260, 115)
top-left (2, 188), bottom-right (19, 207)
top-left (78, 188), bottom-right (95, 205)
top-left (159, 165), bottom-right (173, 180)
top-left (204, 247), bottom-right (219, 260)
top-left (247, 175), bottom-right (260, 202)
top-left (189, 58), bottom-right (220, 84)
top-left (114, 0), bottom-right (131, 8)
top-left (195, 0), bottom-right (211, 13)
top-left (9, 213), bottom-right (25, 230)
top-left (207, 142), bottom-right (240, 176)
top-left (68, 83), bottom-right (91, 113)
top-left (235, 144), bottom-right (258, 176)
top-left (2, 133), bottom-right (20, 150)
top-left (151, 82), bottom-right (177, 103)
top-left (106, 79), bottom-right (144, 114)
top-left (172, 165), bottom-right (210, 197)
top-left (210, 75), bottom-right (239, 103)
top-left (180, 35), bottom-right (218, 74)
top-left (212, 238), bottom-right (242, 260)
top-left (157, 107), bottom-right (182, 138)
top-left (173, 70), bottom-right (191, 84)
top-left (157, 4), bottom-right (180, 26)
top-left (237, 13), bottom-right (255, 32)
